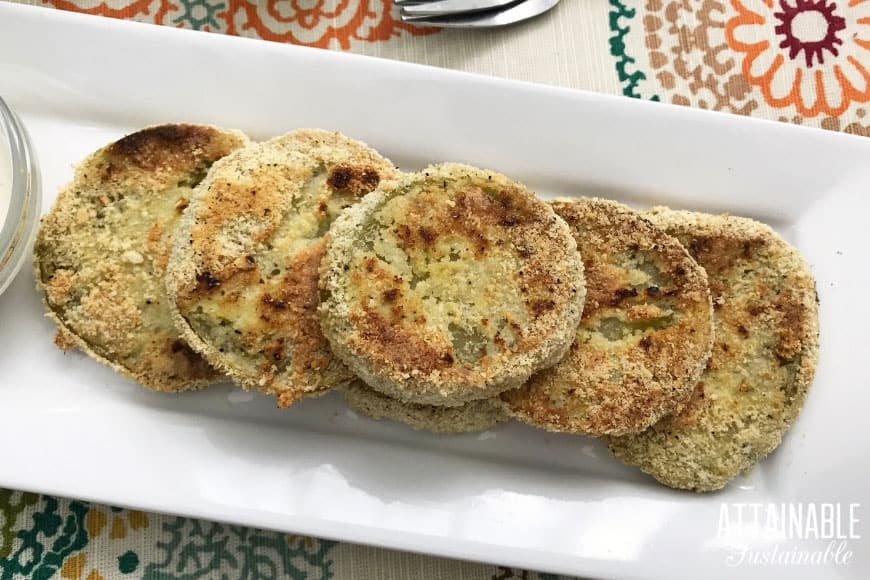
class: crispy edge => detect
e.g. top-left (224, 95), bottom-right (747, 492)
top-left (341, 380), bottom-right (508, 434)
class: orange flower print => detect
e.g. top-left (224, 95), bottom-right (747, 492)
top-left (221, 0), bottom-right (437, 49)
top-left (726, 0), bottom-right (870, 116)
top-left (43, 1), bottom-right (437, 49)
top-left (44, 0), bottom-right (159, 19)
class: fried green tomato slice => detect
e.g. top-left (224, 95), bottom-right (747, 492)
top-left (606, 209), bottom-right (819, 492)
top-left (35, 124), bottom-right (249, 392)
top-left (501, 198), bottom-right (714, 435)
top-left (167, 129), bottom-right (400, 405)
top-left (320, 163), bottom-right (585, 406)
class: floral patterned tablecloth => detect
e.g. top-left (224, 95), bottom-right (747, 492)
top-left (2, 0), bottom-right (869, 579)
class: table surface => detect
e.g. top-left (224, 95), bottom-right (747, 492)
top-left (2, 0), bottom-right (869, 578)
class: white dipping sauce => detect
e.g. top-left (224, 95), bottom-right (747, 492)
top-left (0, 142), bottom-right (10, 230)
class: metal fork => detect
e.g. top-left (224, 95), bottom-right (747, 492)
top-left (397, 0), bottom-right (519, 17)
top-left (395, 0), bottom-right (560, 28)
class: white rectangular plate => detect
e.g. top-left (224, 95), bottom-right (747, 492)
top-left (1, 4), bottom-right (868, 578)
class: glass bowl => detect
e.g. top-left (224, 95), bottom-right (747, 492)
top-left (0, 96), bottom-right (40, 297)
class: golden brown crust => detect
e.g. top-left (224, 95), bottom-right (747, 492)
top-left (33, 124), bottom-right (249, 391)
top-left (341, 381), bottom-right (507, 434)
top-left (606, 209), bottom-right (820, 492)
top-left (166, 129), bottom-right (401, 403)
top-left (320, 163), bottom-right (586, 406)
top-left (501, 198), bottom-right (714, 435)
